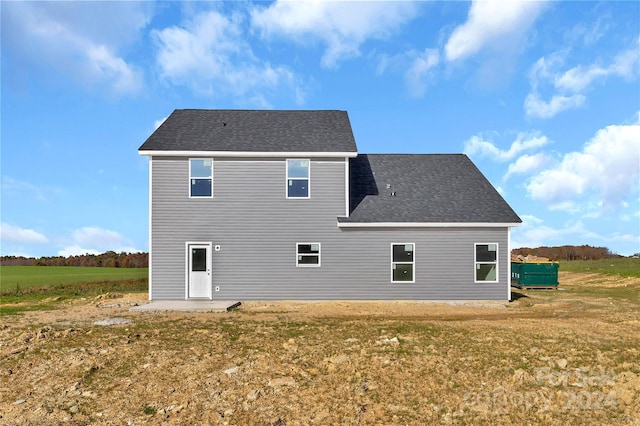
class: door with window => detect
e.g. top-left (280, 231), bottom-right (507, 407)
top-left (187, 243), bottom-right (212, 299)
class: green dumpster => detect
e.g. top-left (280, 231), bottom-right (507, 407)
top-left (511, 262), bottom-right (559, 289)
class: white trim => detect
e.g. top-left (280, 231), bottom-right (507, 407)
top-left (148, 158), bottom-right (153, 300)
top-left (474, 243), bottom-right (499, 283)
top-left (507, 228), bottom-right (512, 301)
top-left (391, 243), bottom-right (415, 283)
top-left (344, 157), bottom-right (350, 217)
top-left (140, 150), bottom-right (358, 158)
top-left (216, 160), bottom-right (280, 163)
top-left (338, 221), bottom-right (522, 228)
top-left (296, 242), bottom-right (321, 267)
top-left (185, 241), bottom-right (213, 300)
top-left (286, 159), bottom-right (310, 199)
top-left (215, 160), bottom-right (344, 164)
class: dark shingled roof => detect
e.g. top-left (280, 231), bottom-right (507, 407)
top-left (139, 109), bottom-right (357, 153)
top-left (340, 154), bottom-right (522, 224)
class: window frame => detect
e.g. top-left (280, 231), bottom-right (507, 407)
top-left (296, 242), bottom-right (321, 267)
top-left (391, 243), bottom-right (415, 283)
top-left (189, 158), bottom-right (213, 198)
top-left (474, 243), bottom-right (499, 283)
top-left (286, 159), bottom-right (310, 199)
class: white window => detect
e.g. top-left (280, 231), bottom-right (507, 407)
top-left (297, 243), bottom-right (320, 267)
top-left (475, 243), bottom-right (498, 282)
top-left (287, 159), bottom-right (310, 198)
top-left (391, 243), bottom-right (414, 283)
top-left (190, 159), bottom-right (213, 197)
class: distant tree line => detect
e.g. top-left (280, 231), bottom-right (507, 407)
top-left (512, 245), bottom-right (619, 261)
top-left (1, 251), bottom-right (148, 268)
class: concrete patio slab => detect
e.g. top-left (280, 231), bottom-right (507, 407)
top-left (130, 300), bottom-right (241, 313)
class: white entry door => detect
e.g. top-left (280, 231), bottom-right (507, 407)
top-left (187, 243), bottom-right (212, 299)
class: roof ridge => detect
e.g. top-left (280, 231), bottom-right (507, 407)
top-left (359, 153), bottom-right (467, 156)
top-left (176, 108), bottom-right (347, 112)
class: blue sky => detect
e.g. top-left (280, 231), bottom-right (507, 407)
top-left (1, 1), bottom-right (639, 257)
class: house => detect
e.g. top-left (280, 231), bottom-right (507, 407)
top-left (138, 109), bottom-right (522, 301)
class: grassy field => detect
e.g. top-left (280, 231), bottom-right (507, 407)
top-left (0, 266), bottom-right (148, 312)
top-left (559, 257), bottom-right (640, 278)
top-left (1, 266), bottom-right (148, 288)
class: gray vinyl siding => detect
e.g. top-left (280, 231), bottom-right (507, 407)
top-left (150, 156), bottom-right (511, 301)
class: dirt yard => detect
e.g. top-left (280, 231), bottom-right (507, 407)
top-left (1, 272), bottom-right (639, 425)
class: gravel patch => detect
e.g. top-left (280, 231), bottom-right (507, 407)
top-left (93, 318), bottom-right (132, 326)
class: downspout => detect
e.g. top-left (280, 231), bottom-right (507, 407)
top-left (148, 156), bottom-right (153, 301)
top-left (344, 156), bottom-right (350, 218)
top-left (507, 226), bottom-right (512, 302)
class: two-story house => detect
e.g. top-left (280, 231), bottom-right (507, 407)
top-left (138, 109), bottom-right (521, 301)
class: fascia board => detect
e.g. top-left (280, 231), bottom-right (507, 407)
top-left (337, 221), bottom-right (522, 228)
top-left (139, 150), bottom-right (358, 158)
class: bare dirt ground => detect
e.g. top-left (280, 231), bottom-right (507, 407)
top-left (1, 272), bottom-right (639, 425)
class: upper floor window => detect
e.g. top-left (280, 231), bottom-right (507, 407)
top-left (190, 159), bottom-right (213, 197)
top-left (287, 159), bottom-right (309, 198)
top-left (475, 243), bottom-right (498, 282)
top-left (391, 243), bottom-right (414, 283)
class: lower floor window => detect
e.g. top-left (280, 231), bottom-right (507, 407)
top-left (475, 243), bottom-right (498, 282)
top-left (392, 243), bottom-right (414, 282)
top-left (297, 243), bottom-right (320, 267)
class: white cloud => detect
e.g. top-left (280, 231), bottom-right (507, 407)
top-left (3, 2), bottom-right (148, 95)
top-left (564, 15), bottom-right (611, 47)
top-left (526, 115), bottom-right (640, 213)
top-left (153, 10), bottom-right (302, 103)
top-left (554, 46), bottom-right (639, 93)
top-left (250, 0), bottom-right (418, 68)
top-left (523, 93), bottom-right (586, 120)
top-left (554, 65), bottom-right (607, 94)
top-left (524, 54), bottom-right (588, 118)
top-left (154, 116), bottom-right (168, 130)
top-left (525, 43), bottom-right (640, 119)
top-left (511, 218), bottom-right (588, 249)
top-left (504, 153), bottom-right (551, 181)
top-left (527, 54), bottom-right (564, 91)
top-left (444, 0), bottom-right (547, 62)
top-left (86, 45), bottom-right (141, 94)
top-left (72, 227), bottom-right (126, 248)
top-left (464, 132), bottom-right (551, 162)
top-left (58, 226), bottom-right (141, 256)
top-left (1, 223), bottom-right (49, 244)
top-left (1, 177), bottom-right (48, 202)
top-left (375, 48), bottom-right (440, 98)
top-left (526, 168), bottom-right (586, 212)
top-left (57, 246), bottom-right (102, 257)
top-left (610, 45), bottom-right (640, 79)
top-left (58, 245), bottom-right (142, 257)
top-left (404, 49), bottom-right (440, 98)
top-left (511, 216), bottom-right (639, 254)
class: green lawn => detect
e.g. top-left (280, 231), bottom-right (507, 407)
top-left (559, 257), bottom-right (640, 278)
top-left (0, 266), bottom-right (148, 289)
top-left (1, 267), bottom-right (148, 310)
